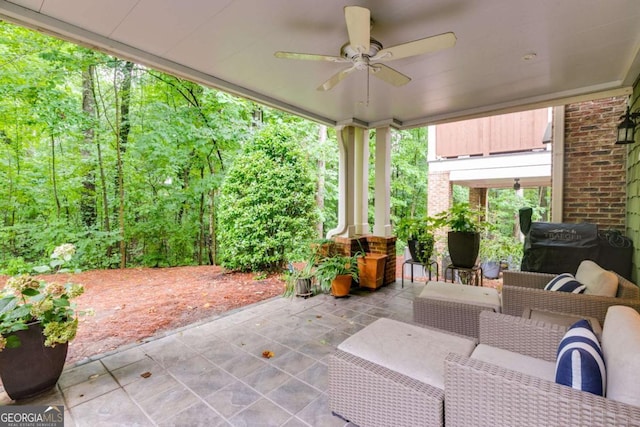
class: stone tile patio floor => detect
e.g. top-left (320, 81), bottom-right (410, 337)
top-left (1, 280), bottom-right (426, 426)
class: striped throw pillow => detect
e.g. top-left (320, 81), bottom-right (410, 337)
top-left (555, 319), bottom-right (606, 396)
top-left (544, 273), bottom-right (586, 294)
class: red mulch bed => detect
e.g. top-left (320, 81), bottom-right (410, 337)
top-left (0, 266), bottom-right (285, 365)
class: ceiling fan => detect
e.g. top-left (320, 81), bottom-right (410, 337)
top-left (274, 6), bottom-right (456, 91)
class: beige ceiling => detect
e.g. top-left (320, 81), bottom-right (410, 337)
top-left (1, 0), bottom-right (639, 129)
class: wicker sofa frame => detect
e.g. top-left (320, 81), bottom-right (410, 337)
top-left (444, 311), bottom-right (640, 427)
top-left (502, 270), bottom-right (640, 324)
top-left (413, 297), bottom-right (493, 338)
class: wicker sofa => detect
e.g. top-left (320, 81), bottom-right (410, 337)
top-left (502, 269), bottom-right (640, 324)
top-left (444, 308), bottom-right (640, 427)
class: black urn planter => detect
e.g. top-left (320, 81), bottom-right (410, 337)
top-left (447, 231), bottom-right (480, 268)
top-left (0, 322), bottom-right (68, 400)
top-left (408, 239), bottom-right (434, 264)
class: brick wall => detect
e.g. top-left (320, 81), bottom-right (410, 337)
top-left (333, 236), bottom-right (397, 285)
top-left (468, 187), bottom-right (487, 211)
top-left (563, 97), bottom-right (628, 229)
top-left (427, 171), bottom-right (451, 256)
top-left (427, 171), bottom-right (451, 216)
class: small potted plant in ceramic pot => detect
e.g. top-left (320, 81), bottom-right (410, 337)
top-left (315, 253), bottom-right (360, 297)
top-left (0, 244), bottom-right (89, 400)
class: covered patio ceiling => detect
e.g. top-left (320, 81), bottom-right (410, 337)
top-left (1, 0), bottom-right (639, 129)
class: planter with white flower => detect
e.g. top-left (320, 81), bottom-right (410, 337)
top-left (0, 244), bottom-right (88, 400)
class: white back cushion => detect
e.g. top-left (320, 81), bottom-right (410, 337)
top-left (471, 344), bottom-right (556, 382)
top-left (601, 306), bottom-right (640, 406)
top-left (575, 260), bottom-right (618, 297)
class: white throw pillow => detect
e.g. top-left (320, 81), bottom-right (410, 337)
top-left (575, 260), bottom-right (618, 297)
top-left (601, 306), bottom-right (640, 406)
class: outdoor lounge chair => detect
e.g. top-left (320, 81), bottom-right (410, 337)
top-left (502, 262), bottom-right (640, 324)
top-left (444, 307), bottom-right (640, 426)
top-left (329, 318), bottom-right (477, 427)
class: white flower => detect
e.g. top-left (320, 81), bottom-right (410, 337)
top-left (51, 243), bottom-right (76, 261)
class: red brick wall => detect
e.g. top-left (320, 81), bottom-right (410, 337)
top-left (427, 171), bottom-right (451, 217)
top-left (333, 236), bottom-right (397, 285)
top-left (563, 97), bottom-right (628, 228)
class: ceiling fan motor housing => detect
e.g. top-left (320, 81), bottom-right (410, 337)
top-left (341, 38), bottom-right (383, 62)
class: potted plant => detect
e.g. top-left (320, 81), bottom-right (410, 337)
top-left (283, 261), bottom-right (315, 298)
top-left (435, 203), bottom-right (484, 268)
top-left (0, 243), bottom-right (89, 400)
top-left (0, 275), bottom-right (87, 400)
top-left (352, 239), bottom-right (388, 290)
top-left (315, 253), bottom-right (360, 297)
top-left (479, 235), bottom-right (504, 279)
top-left (395, 215), bottom-right (437, 265)
top-left (479, 233), bottom-right (524, 278)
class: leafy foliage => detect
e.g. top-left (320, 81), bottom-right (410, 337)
top-left (218, 123), bottom-right (319, 272)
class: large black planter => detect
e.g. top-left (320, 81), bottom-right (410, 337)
top-left (0, 322), bottom-right (68, 400)
top-left (448, 231), bottom-right (480, 268)
top-left (408, 239), bottom-right (433, 264)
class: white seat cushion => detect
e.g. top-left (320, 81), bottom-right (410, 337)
top-left (337, 318), bottom-right (476, 389)
top-left (575, 260), bottom-right (618, 297)
top-left (418, 281), bottom-right (502, 312)
top-left (471, 344), bottom-right (556, 382)
top-left (601, 306), bottom-right (640, 406)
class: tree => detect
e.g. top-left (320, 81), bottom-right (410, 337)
top-left (218, 123), bottom-right (319, 271)
top-left (390, 128), bottom-right (429, 225)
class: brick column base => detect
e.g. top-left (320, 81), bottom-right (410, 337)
top-left (333, 236), bottom-right (397, 286)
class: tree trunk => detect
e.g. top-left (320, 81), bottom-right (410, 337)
top-left (50, 133), bottom-right (61, 218)
top-left (80, 63), bottom-right (97, 228)
top-left (115, 60), bottom-right (134, 269)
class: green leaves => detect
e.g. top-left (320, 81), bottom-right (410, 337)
top-left (218, 123), bottom-right (319, 272)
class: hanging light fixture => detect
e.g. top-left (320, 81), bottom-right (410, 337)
top-left (513, 178), bottom-right (521, 191)
top-left (616, 106), bottom-right (640, 145)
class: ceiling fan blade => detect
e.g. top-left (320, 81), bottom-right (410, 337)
top-left (274, 51), bottom-right (347, 63)
top-left (370, 64), bottom-right (411, 86)
top-left (373, 32), bottom-right (456, 61)
top-left (344, 6), bottom-right (370, 54)
top-left (317, 66), bottom-right (357, 91)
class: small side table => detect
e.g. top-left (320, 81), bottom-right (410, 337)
top-left (445, 264), bottom-right (483, 286)
top-left (401, 259), bottom-right (439, 288)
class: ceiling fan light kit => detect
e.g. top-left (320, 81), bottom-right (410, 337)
top-left (274, 5), bottom-right (456, 92)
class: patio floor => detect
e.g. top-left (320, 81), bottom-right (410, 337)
top-left (1, 279), bottom-right (425, 426)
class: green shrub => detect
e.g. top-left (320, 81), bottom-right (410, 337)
top-left (218, 123), bottom-right (318, 272)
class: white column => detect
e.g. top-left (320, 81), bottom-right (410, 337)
top-left (327, 127), bottom-right (350, 238)
top-left (327, 126), bottom-right (370, 238)
top-left (551, 105), bottom-right (565, 222)
top-left (353, 127), bottom-right (370, 235)
top-left (373, 126), bottom-right (392, 237)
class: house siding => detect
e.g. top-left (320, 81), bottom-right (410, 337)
top-left (625, 80), bottom-right (640, 283)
